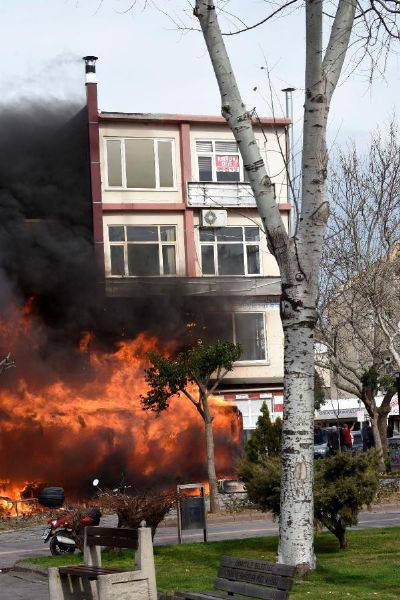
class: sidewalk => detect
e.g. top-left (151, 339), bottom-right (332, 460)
top-left (0, 568), bottom-right (48, 600)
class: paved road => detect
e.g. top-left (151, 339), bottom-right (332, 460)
top-left (0, 510), bottom-right (398, 599)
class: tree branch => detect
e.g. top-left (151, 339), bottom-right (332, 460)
top-left (323, 0), bottom-right (358, 104)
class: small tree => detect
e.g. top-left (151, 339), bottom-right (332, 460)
top-left (240, 451), bottom-right (379, 550)
top-left (141, 339), bottom-right (241, 513)
top-left (314, 452), bottom-right (379, 549)
top-left (245, 402), bottom-right (282, 463)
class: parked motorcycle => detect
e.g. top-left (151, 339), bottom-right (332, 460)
top-left (42, 507), bottom-right (101, 556)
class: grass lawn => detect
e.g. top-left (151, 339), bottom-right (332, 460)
top-left (26, 528), bottom-right (400, 599)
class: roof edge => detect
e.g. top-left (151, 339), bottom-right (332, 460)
top-left (98, 112), bottom-right (290, 126)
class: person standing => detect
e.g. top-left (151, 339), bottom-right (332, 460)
top-left (342, 423), bottom-right (353, 452)
top-left (362, 421), bottom-right (374, 451)
top-left (328, 425), bottom-right (340, 455)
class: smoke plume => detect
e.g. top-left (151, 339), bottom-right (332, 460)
top-left (0, 101), bottom-right (241, 499)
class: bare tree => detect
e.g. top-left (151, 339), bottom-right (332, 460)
top-left (192, 0), bottom-right (399, 570)
top-left (0, 354), bottom-right (14, 375)
top-left (317, 121), bottom-right (400, 470)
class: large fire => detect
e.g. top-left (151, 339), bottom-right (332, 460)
top-left (0, 300), bottom-right (242, 511)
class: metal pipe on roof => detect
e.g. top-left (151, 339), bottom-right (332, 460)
top-left (282, 87), bottom-right (296, 236)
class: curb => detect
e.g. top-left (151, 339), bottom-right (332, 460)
top-left (160, 511), bottom-right (272, 527)
top-left (14, 560), bottom-right (48, 577)
top-left (369, 503), bottom-right (400, 513)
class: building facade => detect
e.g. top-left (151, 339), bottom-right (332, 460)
top-left (83, 57), bottom-right (291, 438)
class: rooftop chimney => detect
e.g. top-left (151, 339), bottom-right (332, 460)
top-left (82, 55), bottom-right (104, 279)
top-left (82, 56), bottom-right (98, 84)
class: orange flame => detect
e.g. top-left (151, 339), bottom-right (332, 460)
top-left (0, 301), bottom-right (242, 506)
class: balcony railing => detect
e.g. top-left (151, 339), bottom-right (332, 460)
top-left (187, 181), bottom-right (257, 208)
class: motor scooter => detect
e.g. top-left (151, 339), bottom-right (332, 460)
top-left (42, 507), bottom-right (101, 555)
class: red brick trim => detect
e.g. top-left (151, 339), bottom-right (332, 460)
top-left (179, 123), bottom-right (196, 277)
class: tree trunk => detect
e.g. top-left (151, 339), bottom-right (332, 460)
top-left (334, 523), bottom-right (347, 550)
top-left (278, 319), bottom-right (316, 569)
top-left (194, 0), bottom-right (356, 571)
top-left (372, 413), bottom-right (385, 471)
top-left (378, 411), bottom-right (389, 459)
top-left (204, 414), bottom-right (219, 513)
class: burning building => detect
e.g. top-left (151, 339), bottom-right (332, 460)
top-left (83, 56), bottom-right (291, 440)
top-left (0, 56), bottom-right (289, 506)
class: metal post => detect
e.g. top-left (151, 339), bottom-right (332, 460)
top-left (282, 87), bottom-right (296, 235)
top-left (201, 486), bottom-right (208, 543)
top-left (176, 487), bottom-right (182, 544)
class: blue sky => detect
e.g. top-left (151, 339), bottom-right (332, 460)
top-left (1, 0), bottom-right (399, 150)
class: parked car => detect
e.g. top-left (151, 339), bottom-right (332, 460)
top-left (217, 479), bottom-right (245, 494)
top-left (314, 425), bottom-right (363, 458)
top-left (314, 427), bottom-right (331, 458)
top-left (351, 430), bottom-right (363, 453)
top-left (388, 435), bottom-right (400, 469)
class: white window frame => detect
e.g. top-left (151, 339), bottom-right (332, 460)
top-left (196, 139), bottom-right (246, 183)
top-left (104, 137), bottom-right (177, 191)
top-left (108, 225), bottom-right (178, 277)
top-left (231, 311), bottom-right (268, 365)
top-left (199, 226), bottom-right (263, 277)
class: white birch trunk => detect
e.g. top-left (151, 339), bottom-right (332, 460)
top-left (195, 0), bottom-right (357, 570)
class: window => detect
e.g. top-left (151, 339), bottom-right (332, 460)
top-left (108, 225), bottom-right (177, 277)
top-left (234, 313), bottom-right (267, 361)
top-left (204, 311), bottom-right (267, 362)
top-left (199, 226), bottom-right (261, 276)
top-left (196, 140), bottom-right (248, 183)
top-left (105, 138), bottom-right (175, 189)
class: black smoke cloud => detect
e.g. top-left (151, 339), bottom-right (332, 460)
top-left (0, 101), bottom-right (196, 355)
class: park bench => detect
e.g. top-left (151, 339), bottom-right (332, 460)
top-left (48, 522), bottom-right (157, 600)
top-left (163, 555), bottom-right (296, 600)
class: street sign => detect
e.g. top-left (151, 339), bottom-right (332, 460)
top-left (357, 410), bottom-right (365, 423)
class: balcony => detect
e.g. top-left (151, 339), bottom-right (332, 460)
top-left (187, 181), bottom-right (257, 208)
top-left (106, 276), bottom-right (281, 298)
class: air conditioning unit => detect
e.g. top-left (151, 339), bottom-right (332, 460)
top-left (201, 209), bottom-right (227, 227)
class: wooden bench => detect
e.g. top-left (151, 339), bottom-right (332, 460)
top-left (168, 556), bottom-right (296, 600)
top-left (48, 522), bottom-right (157, 600)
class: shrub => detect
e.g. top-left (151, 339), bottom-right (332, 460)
top-left (245, 402), bottom-right (282, 463)
top-left (239, 450), bottom-right (379, 549)
top-left (98, 489), bottom-right (176, 538)
top-left (314, 451), bottom-right (379, 548)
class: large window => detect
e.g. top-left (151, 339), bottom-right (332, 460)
top-left (105, 138), bottom-right (175, 189)
top-left (233, 313), bottom-right (267, 361)
top-left (199, 226), bottom-right (261, 276)
top-left (108, 225), bottom-right (177, 277)
top-left (206, 312), bottom-right (267, 362)
top-left (196, 140), bottom-right (248, 183)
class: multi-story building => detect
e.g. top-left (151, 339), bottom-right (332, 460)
top-left (83, 57), bottom-right (291, 439)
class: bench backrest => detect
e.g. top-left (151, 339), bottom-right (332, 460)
top-left (85, 526), bottom-right (139, 549)
top-left (214, 556), bottom-right (296, 599)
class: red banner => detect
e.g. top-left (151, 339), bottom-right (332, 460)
top-left (215, 154), bottom-right (239, 172)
